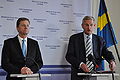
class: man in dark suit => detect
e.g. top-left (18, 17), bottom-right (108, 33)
top-left (1, 17), bottom-right (43, 80)
top-left (65, 16), bottom-right (116, 80)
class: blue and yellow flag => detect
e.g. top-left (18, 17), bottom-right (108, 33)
top-left (97, 0), bottom-right (117, 48)
top-left (97, 0), bottom-right (117, 70)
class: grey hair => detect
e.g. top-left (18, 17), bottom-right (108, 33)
top-left (82, 16), bottom-right (95, 24)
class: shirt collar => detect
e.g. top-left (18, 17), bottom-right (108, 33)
top-left (18, 35), bottom-right (27, 41)
top-left (83, 33), bottom-right (92, 39)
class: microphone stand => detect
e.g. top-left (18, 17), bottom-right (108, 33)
top-left (25, 57), bottom-right (41, 80)
top-left (111, 71), bottom-right (114, 80)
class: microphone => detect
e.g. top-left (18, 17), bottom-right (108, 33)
top-left (87, 54), bottom-right (99, 68)
top-left (25, 57), bottom-right (41, 80)
top-left (25, 57), bottom-right (40, 71)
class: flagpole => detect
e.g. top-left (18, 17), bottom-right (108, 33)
top-left (104, 8), bottom-right (120, 63)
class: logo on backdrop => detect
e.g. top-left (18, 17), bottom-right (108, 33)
top-left (45, 44), bottom-right (60, 49)
top-left (59, 20), bottom-right (74, 24)
top-left (0, 25), bottom-right (2, 28)
top-left (6, 0), bottom-right (15, 2)
top-left (32, 0), bottom-right (48, 6)
top-left (33, 18), bottom-right (47, 23)
top-left (31, 35), bottom-right (48, 41)
top-left (46, 11), bottom-right (61, 15)
top-left (0, 6), bottom-right (3, 8)
top-left (47, 28), bottom-right (60, 32)
top-left (60, 3), bottom-right (72, 8)
top-left (19, 8), bottom-right (32, 13)
top-left (1, 16), bottom-right (18, 21)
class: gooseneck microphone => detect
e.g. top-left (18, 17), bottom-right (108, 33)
top-left (87, 54), bottom-right (115, 80)
top-left (25, 57), bottom-right (41, 80)
top-left (25, 57), bottom-right (40, 72)
top-left (87, 54), bottom-right (99, 68)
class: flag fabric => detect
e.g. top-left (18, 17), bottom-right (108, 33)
top-left (97, 0), bottom-right (117, 70)
top-left (97, 0), bottom-right (117, 48)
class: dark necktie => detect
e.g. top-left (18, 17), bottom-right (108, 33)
top-left (22, 39), bottom-right (26, 57)
top-left (85, 36), bottom-right (94, 72)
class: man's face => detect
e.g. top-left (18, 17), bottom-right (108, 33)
top-left (82, 20), bottom-right (96, 35)
top-left (17, 20), bottom-right (30, 36)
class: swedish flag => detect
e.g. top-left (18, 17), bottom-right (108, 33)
top-left (97, 0), bottom-right (117, 48)
top-left (97, 0), bottom-right (117, 70)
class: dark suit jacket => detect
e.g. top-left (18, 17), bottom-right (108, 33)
top-left (65, 32), bottom-right (115, 80)
top-left (1, 36), bottom-right (43, 80)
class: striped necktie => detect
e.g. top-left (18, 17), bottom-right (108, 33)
top-left (85, 36), bottom-right (94, 72)
top-left (22, 39), bottom-right (26, 57)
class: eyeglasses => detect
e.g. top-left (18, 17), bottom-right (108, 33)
top-left (83, 23), bottom-right (94, 26)
top-left (19, 24), bottom-right (29, 27)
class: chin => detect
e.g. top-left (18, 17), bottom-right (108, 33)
top-left (23, 33), bottom-right (28, 35)
top-left (87, 33), bottom-right (92, 35)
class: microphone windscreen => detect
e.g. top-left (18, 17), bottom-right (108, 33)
top-left (87, 54), bottom-right (93, 61)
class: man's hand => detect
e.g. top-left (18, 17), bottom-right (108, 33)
top-left (80, 63), bottom-right (90, 72)
top-left (109, 60), bottom-right (116, 71)
top-left (21, 67), bottom-right (33, 74)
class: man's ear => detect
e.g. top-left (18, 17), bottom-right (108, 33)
top-left (16, 26), bottom-right (19, 32)
top-left (94, 24), bottom-right (96, 28)
top-left (81, 24), bottom-right (84, 28)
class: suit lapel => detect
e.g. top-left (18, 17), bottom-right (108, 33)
top-left (80, 33), bottom-right (85, 52)
top-left (14, 36), bottom-right (24, 57)
top-left (27, 38), bottom-right (32, 57)
top-left (78, 33), bottom-right (86, 57)
top-left (92, 35), bottom-right (97, 56)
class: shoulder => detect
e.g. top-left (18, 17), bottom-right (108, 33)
top-left (27, 38), bottom-right (40, 47)
top-left (92, 34), bottom-right (105, 42)
top-left (70, 32), bottom-right (83, 38)
top-left (93, 34), bottom-right (103, 39)
top-left (4, 36), bottom-right (18, 42)
top-left (68, 33), bottom-right (84, 43)
top-left (27, 38), bottom-right (38, 43)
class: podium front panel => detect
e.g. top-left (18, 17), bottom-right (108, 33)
top-left (77, 73), bottom-right (119, 80)
top-left (10, 73), bottom-right (40, 80)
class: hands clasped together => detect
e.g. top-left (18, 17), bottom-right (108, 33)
top-left (21, 67), bottom-right (33, 74)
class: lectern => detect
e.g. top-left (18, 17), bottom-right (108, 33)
top-left (10, 73), bottom-right (40, 80)
top-left (77, 72), bottom-right (119, 80)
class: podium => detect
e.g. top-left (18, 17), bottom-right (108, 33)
top-left (77, 72), bottom-right (119, 80)
top-left (10, 73), bottom-right (40, 80)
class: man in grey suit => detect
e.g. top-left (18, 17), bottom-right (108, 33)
top-left (65, 16), bottom-right (116, 80)
top-left (1, 17), bottom-right (43, 80)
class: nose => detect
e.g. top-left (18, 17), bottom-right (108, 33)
top-left (24, 25), bottom-right (29, 28)
top-left (88, 25), bottom-right (92, 28)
